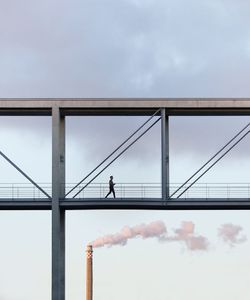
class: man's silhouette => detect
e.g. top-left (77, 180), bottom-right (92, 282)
top-left (105, 176), bottom-right (116, 198)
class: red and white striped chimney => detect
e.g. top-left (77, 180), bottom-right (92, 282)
top-left (86, 245), bottom-right (93, 300)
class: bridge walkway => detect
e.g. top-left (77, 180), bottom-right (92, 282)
top-left (0, 183), bottom-right (249, 210)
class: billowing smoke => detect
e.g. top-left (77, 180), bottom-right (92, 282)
top-left (91, 221), bottom-right (167, 248)
top-left (90, 221), bottom-right (247, 251)
top-left (218, 223), bottom-right (247, 246)
top-left (91, 220), bottom-right (209, 251)
top-left (160, 221), bottom-right (209, 251)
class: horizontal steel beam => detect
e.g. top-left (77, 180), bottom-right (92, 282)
top-left (0, 109), bottom-right (51, 116)
top-left (60, 198), bottom-right (250, 210)
top-left (0, 200), bottom-right (51, 210)
top-left (1, 198), bottom-right (250, 210)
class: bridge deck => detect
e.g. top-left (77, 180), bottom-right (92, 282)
top-left (0, 183), bottom-right (249, 209)
top-left (0, 198), bottom-right (250, 210)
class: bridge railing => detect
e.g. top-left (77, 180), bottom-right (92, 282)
top-left (0, 183), bottom-right (52, 199)
top-left (0, 183), bottom-right (249, 200)
top-left (170, 183), bottom-right (250, 199)
top-left (65, 183), bottom-right (161, 199)
top-left (68, 183), bottom-right (250, 199)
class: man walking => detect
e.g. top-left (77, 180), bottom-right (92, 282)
top-left (105, 176), bottom-right (116, 198)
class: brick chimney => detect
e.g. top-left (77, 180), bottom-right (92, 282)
top-left (86, 245), bottom-right (93, 300)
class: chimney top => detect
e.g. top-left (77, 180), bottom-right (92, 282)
top-left (86, 244), bottom-right (93, 252)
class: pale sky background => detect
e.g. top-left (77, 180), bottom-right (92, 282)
top-left (1, 0), bottom-right (250, 299)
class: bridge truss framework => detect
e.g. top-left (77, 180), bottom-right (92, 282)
top-left (0, 98), bottom-right (250, 300)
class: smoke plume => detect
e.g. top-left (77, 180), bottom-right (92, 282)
top-left (91, 220), bottom-right (208, 251)
top-left (90, 221), bottom-right (247, 251)
top-left (160, 221), bottom-right (209, 251)
top-left (218, 223), bottom-right (247, 246)
top-left (91, 221), bottom-right (167, 248)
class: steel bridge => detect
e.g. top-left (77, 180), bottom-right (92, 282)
top-left (1, 98), bottom-right (250, 300)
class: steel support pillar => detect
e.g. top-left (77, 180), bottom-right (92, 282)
top-left (52, 107), bottom-right (65, 300)
top-left (161, 108), bottom-right (169, 200)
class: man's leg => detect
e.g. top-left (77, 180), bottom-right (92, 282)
top-left (105, 190), bottom-right (111, 198)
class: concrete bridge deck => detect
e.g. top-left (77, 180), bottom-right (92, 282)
top-left (1, 98), bottom-right (250, 115)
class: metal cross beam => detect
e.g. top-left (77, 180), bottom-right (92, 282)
top-left (0, 150), bottom-right (51, 198)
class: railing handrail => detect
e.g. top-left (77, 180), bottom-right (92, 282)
top-left (0, 182), bottom-right (249, 200)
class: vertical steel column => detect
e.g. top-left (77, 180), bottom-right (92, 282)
top-left (161, 108), bottom-right (169, 200)
top-left (52, 107), bottom-right (65, 300)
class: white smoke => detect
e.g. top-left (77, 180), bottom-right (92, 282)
top-left (91, 220), bottom-right (167, 248)
top-left (160, 221), bottom-right (209, 251)
top-left (90, 221), bottom-right (247, 251)
top-left (91, 220), bottom-right (208, 251)
top-left (218, 223), bottom-right (247, 246)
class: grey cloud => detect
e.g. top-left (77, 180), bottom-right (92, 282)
top-left (66, 116), bottom-right (160, 163)
top-left (1, 114), bottom-right (248, 186)
top-left (0, 117), bottom-right (51, 138)
top-left (1, 0), bottom-right (250, 97)
top-left (1, 114), bottom-right (249, 167)
top-left (67, 115), bottom-right (250, 164)
top-left (170, 116), bottom-right (250, 158)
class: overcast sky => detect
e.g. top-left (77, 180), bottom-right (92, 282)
top-left (1, 0), bottom-right (250, 300)
top-left (1, 0), bottom-right (250, 98)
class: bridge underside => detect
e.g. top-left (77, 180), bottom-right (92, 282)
top-left (1, 198), bottom-right (250, 210)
